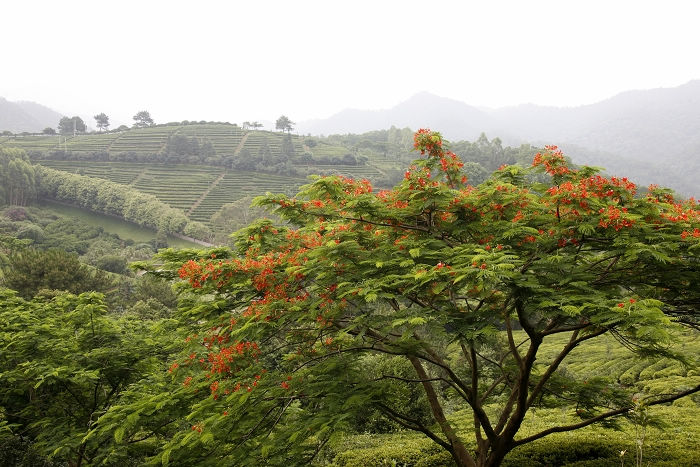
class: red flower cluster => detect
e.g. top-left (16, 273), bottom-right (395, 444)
top-left (413, 128), bottom-right (443, 157)
top-left (410, 129), bottom-right (466, 188)
top-left (681, 228), bottom-right (700, 239)
top-left (598, 205), bottom-right (634, 231)
top-left (546, 174), bottom-right (637, 203)
top-left (532, 146), bottom-right (571, 176)
top-left (333, 175), bottom-right (373, 195)
top-left (207, 341), bottom-right (260, 376)
top-left (178, 259), bottom-right (232, 289)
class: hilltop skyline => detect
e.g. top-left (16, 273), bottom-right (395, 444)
top-left (2, 0), bottom-right (700, 128)
top-left (3, 79), bottom-right (699, 135)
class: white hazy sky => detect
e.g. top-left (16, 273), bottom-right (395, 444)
top-left (2, 0), bottom-right (699, 128)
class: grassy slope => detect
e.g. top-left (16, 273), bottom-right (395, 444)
top-left (42, 200), bottom-right (198, 248)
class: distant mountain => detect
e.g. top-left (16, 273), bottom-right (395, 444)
top-left (491, 80), bottom-right (700, 195)
top-left (298, 81), bottom-right (700, 196)
top-left (491, 80), bottom-right (700, 163)
top-left (298, 92), bottom-right (508, 141)
top-left (0, 98), bottom-right (64, 133)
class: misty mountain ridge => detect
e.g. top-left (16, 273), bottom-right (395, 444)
top-left (299, 92), bottom-right (504, 141)
top-left (0, 98), bottom-right (64, 133)
top-left (299, 80), bottom-right (700, 196)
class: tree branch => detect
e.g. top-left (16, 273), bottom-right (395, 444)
top-left (513, 383), bottom-right (700, 447)
top-left (526, 327), bottom-right (606, 408)
top-left (376, 402), bottom-right (451, 451)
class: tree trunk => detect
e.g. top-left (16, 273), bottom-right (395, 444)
top-left (477, 441), bottom-right (511, 467)
top-left (408, 356), bottom-right (476, 467)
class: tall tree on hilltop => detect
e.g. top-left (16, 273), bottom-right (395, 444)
top-left (132, 110), bottom-right (154, 128)
top-left (58, 116), bottom-right (86, 135)
top-left (94, 113), bottom-right (110, 132)
top-left (275, 115), bottom-right (294, 133)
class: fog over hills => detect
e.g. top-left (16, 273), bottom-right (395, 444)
top-left (490, 80), bottom-right (700, 163)
top-left (3, 80), bottom-right (699, 195)
top-left (299, 80), bottom-right (700, 196)
top-left (0, 98), bottom-right (64, 133)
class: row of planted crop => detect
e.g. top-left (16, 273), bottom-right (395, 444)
top-left (33, 160), bottom-right (306, 223)
top-left (3, 127), bottom-right (353, 162)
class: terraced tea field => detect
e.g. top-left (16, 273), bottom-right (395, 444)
top-left (35, 160), bottom-right (306, 225)
top-left (64, 132), bottom-right (121, 153)
top-left (241, 130), bottom-right (305, 156)
top-left (308, 141), bottom-right (351, 158)
top-left (188, 171), bottom-right (301, 222)
top-left (0, 134), bottom-right (64, 151)
top-left (107, 126), bottom-right (179, 154)
top-left (37, 160), bottom-right (144, 184)
top-left (1, 124), bottom-right (343, 161)
top-left (178, 124), bottom-right (245, 155)
top-left (2, 125), bottom-right (397, 188)
top-left (13, 125), bottom-right (402, 229)
top-left (132, 166), bottom-right (221, 212)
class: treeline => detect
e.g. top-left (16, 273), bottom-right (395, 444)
top-left (322, 126), bottom-right (416, 158)
top-left (319, 127), bottom-right (542, 186)
top-left (35, 166), bottom-right (211, 239)
top-left (0, 148), bottom-right (37, 206)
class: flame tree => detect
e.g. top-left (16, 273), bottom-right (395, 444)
top-left (109, 130), bottom-right (699, 466)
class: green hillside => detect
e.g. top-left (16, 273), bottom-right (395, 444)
top-left (0, 123), bottom-right (407, 238)
top-left (34, 160), bottom-right (307, 231)
top-left (0, 123), bottom-right (346, 164)
top-left (0, 123), bottom-right (400, 179)
top-left (2, 124), bottom-right (543, 243)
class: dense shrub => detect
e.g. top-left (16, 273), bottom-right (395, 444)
top-left (94, 254), bottom-right (128, 274)
top-left (1, 248), bottom-right (113, 299)
top-left (15, 224), bottom-right (44, 242)
top-left (4, 207), bottom-right (28, 221)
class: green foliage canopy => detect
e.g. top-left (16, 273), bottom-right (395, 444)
top-left (0, 290), bottom-right (171, 466)
top-left (1, 248), bottom-right (112, 299)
